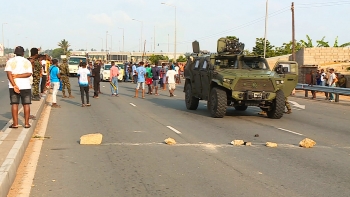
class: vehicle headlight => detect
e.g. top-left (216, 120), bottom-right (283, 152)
top-left (276, 80), bottom-right (284, 85)
top-left (223, 78), bottom-right (233, 84)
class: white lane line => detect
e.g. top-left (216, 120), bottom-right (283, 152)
top-left (129, 103), bottom-right (136, 107)
top-left (277, 128), bottom-right (303, 136)
top-left (289, 101), bottom-right (305, 109)
top-left (167, 126), bottom-right (182, 134)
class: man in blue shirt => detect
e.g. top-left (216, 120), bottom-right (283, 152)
top-left (49, 59), bottom-right (61, 108)
top-left (134, 62), bottom-right (146, 99)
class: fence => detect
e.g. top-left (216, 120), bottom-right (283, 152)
top-left (295, 83), bottom-right (350, 102)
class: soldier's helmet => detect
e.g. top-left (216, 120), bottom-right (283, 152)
top-left (62, 58), bottom-right (67, 63)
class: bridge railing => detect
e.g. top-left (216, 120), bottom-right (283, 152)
top-left (295, 83), bottom-right (350, 102)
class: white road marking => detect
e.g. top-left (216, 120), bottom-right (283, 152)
top-left (167, 126), bottom-right (182, 134)
top-left (129, 103), bottom-right (136, 107)
top-left (289, 101), bottom-right (305, 109)
top-left (1, 81), bottom-right (4, 83)
top-left (277, 128), bottom-right (303, 136)
top-left (291, 107), bottom-right (302, 111)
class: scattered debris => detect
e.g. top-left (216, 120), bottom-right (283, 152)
top-left (231, 140), bottom-right (244, 146)
top-left (254, 134), bottom-right (259, 137)
top-left (266, 142), bottom-right (278, 148)
top-left (244, 142), bottom-right (252, 146)
top-left (164, 137), bottom-right (176, 145)
top-left (299, 138), bottom-right (316, 148)
top-left (80, 133), bottom-right (103, 145)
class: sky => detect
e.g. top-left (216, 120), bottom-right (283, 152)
top-left (1, 0), bottom-right (350, 54)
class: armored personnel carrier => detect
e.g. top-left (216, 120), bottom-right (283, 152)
top-left (184, 37), bottom-right (298, 119)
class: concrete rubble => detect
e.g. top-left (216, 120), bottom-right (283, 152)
top-left (80, 133), bottom-right (103, 145)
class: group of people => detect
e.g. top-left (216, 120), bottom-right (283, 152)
top-left (309, 68), bottom-right (347, 101)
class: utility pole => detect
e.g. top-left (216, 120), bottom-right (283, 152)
top-left (291, 2), bottom-right (296, 61)
top-left (154, 26), bottom-right (155, 52)
top-left (106, 31), bottom-right (108, 61)
top-left (118, 27), bottom-right (124, 52)
top-left (263, 0), bottom-right (268, 58)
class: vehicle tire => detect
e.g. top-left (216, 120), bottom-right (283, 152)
top-left (209, 87), bottom-right (227, 118)
top-left (234, 105), bottom-right (248, 111)
top-left (267, 90), bottom-right (284, 119)
top-left (185, 83), bottom-right (199, 110)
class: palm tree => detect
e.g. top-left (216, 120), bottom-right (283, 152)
top-left (316, 36), bottom-right (350, 47)
top-left (57, 39), bottom-right (71, 55)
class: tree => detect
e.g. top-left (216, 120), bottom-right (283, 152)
top-left (149, 54), bottom-right (168, 65)
top-left (252, 38), bottom-right (275, 58)
top-left (176, 55), bottom-right (187, 62)
top-left (316, 36), bottom-right (350, 47)
top-left (57, 39), bottom-right (71, 55)
top-left (51, 48), bottom-right (64, 59)
top-left (300, 35), bottom-right (314, 48)
top-left (275, 41), bottom-right (303, 56)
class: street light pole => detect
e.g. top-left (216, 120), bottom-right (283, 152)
top-left (106, 31), bottom-right (108, 61)
top-left (161, 3), bottom-right (177, 62)
top-left (98, 37), bottom-right (103, 51)
top-left (263, 0), bottom-right (268, 58)
top-left (2, 23), bottom-right (7, 56)
top-left (132, 19), bottom-right (143, 52)
top-left (118, 27), bottom-right (124, 52)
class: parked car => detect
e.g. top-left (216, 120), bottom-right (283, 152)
top-left (100, 64), bottom-right (112, 82)
top-left (117, 64), bottom-right (125, 81)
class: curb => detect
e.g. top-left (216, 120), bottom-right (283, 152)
top-left (0, 96), bottom-right (46, 197)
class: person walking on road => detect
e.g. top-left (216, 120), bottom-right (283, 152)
top-left (59, 58), bottom-right (74, 98)
top-left (5, 46), bottom-right (33, 128)
top-left (308, 70), bottom-right (317, 99)
top-left (49, 59), bottom-right (61, 108)
top-left (166, 65), bottom-right (177, 97)
top-left (134, 61), bottom-right (146, 99)
top-left (328, 68), bottom-right (337, 102)
top-left (77, 62), bottom-right (91, 107)
top-left (110, 61), bottom-right (119, 97)
top-left (146, 64), bottom-right (153, 94)
top-left (40, 55), bottom-right (47, 96)
top-left (132, 63), bottom-right (137, 84)
top-left (160, 63), bottom-right (167, 90)
top-left (151, 64), bottom-right (160, 96)
top-left (92, 62), bottom-right (101, 98)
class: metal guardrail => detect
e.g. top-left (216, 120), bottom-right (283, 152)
top-left (295, 83), bottom-right (350, 102)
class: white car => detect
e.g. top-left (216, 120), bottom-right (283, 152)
top-left (100, 64), bottom-right (124, 82)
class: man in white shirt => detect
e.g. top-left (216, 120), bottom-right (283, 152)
top-left (40, 55), bottom-right (47, 95)
top-left (328, 68), bottom-right (337, 102)
top-left (5, 46), bottom-right (33, 129)
top-left (166, 65), bottom-right (177, 97)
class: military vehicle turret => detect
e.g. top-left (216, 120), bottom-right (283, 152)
top-left (184, 37), bottom-right (298, 119)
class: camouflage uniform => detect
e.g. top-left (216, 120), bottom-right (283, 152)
top-left (32, 59), bottom-right (42, 98)
top-left (285, 97), bottom-right (292, 113)
top-left (59, 59), bottom-right (72, 96)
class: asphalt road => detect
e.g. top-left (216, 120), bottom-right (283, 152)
top-left (29, 79), bottom-right (350, 197)
top-left (0, 68), bottom-right (12, 129)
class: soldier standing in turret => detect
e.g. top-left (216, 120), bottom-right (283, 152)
top-left (30, 48), bottom-right (42, 101)
top-left (59, 58), bottom-right (74, 98)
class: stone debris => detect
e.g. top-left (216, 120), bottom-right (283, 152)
top-left (299, 138), bottom-right (316, 148)
top-left (164, 137), bottom-right (176, 145)
top-left (244, 142), bottom-right (252, 146)
top-left (254, 134), bottom-right (259, 137)
top-left (266, 142), bottom-right (278, 148)
top-left (231, 140), bottom-right (245, 146)
top-left (80, 133), bottom-right (103, 145)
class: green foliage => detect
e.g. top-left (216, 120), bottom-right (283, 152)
top-left (300, 35), bottom-right (313, 48)
top-left (176, 55), bottom-right (187, 62)
top-left (149, 54), bottom-right (168, 65)
top-left (226, 36), bottom-right (238, 40)
top-left (51, 48), bottom-right (64, 59)
top-left (274, 41), bottom-right (303, 56)
top-left (252, 38), bottom-right (275, 58)
top-left (57, 39), bottom-right (71, 55)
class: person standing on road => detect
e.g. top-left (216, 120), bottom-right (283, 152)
top-left (338, 75), bottom-right (346, 88)
top-left (77, 62), bottom-right (91, 107)
top-left (160, 63), bottom-right (167, 90)
top-left (134, 61), bottom-right (146, 99)
top-left (146, 64), bottom-right (153, 94)
top-left (132, 63), bottom-right (137, 84)
top-left (49, 59), bottom-right (61, 108)
top-left (166, 65), bottom-right (177, 97)
top-left (59, 58), bottom-right (74, 98)
top-left (110, 61), bottom-right (119, 97)
top-left (5, 46), bottom-right (33, 128)
top-left (308, 70), bottom-right (316, 99)
top-left (328, 68), bottom-right (337, 102)
top-left (30, 48), bottom-right (42, 101)
top-left (88, 61), bottom-right (94, 89)
top-left (92, 62), bottom-right (101, 98)
top-left (151, 64), bottom-right (160, 96)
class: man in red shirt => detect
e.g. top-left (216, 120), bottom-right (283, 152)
top-left (110, 61), bottom-right (119, 96)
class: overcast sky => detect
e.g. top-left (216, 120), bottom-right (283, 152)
top-left (1, 0), bottom-right (349, 54)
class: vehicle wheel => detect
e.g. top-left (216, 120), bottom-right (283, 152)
top-left (267, 90), bottom-right (284, 119)
top-left (209, 87), bottom-right (227, 118)
top-left (185, 83), bottom-right (199, 110)
top-left (234, 105), bottom-right (248, 111)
